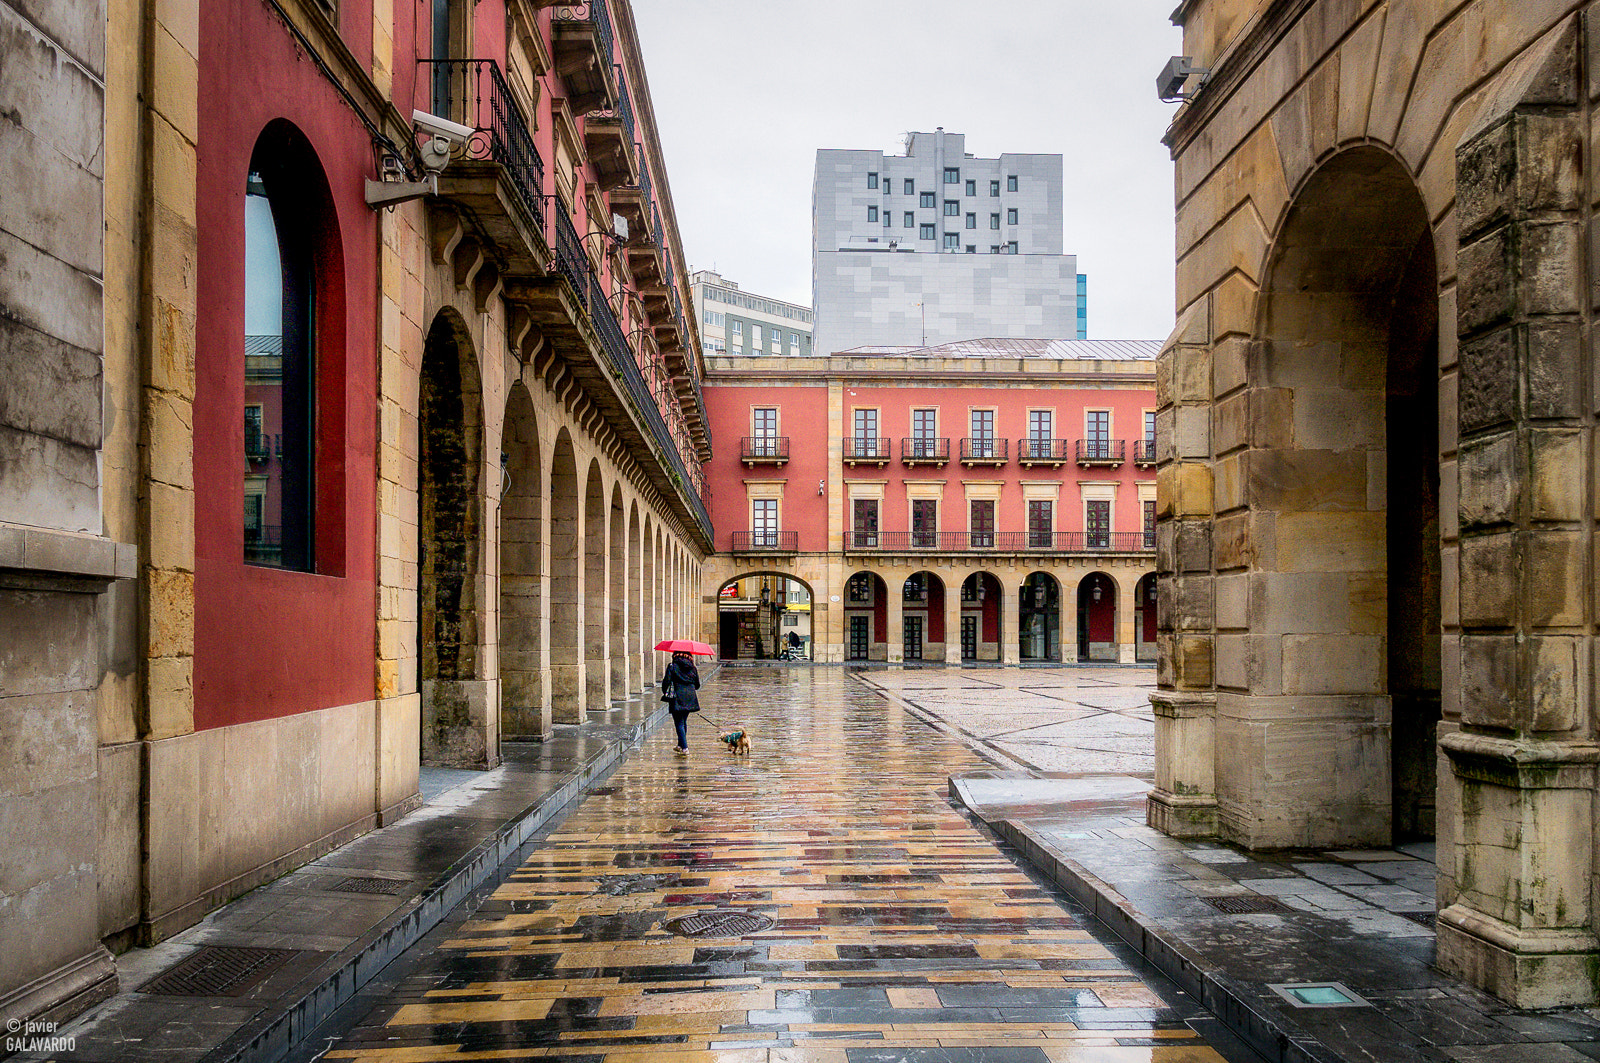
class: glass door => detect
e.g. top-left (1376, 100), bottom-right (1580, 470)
top-left (849, 615), bottom-right (869, 660)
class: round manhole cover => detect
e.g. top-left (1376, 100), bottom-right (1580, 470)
top-left (661, 909), bottom-right (775, 938)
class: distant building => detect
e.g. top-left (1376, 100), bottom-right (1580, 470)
top-left (812, 129), bottom-right (1087, 354)
top-left (690, 270), bottom-right (813, 358)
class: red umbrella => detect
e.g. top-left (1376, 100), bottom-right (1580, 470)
top-left (655, 639), bottom-right (716, 656)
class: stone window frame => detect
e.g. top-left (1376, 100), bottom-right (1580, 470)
top-left (750, 404), bottom-right (781, 438)
top-left (850, 406), bottom-right (881, 443)
top-left (904, 479), bottom-right (946, 539)
top-left (968, 405), bottom-right (999, 441)
top-left (744, 478), bottom-right (787, 533)
top-left (961, 480), bottom-right (1004, 536)
top-left (1078, 480), bottom-right (1119, 535)
top-left (1084, 407), bottom-right (1114, 441)
top-left (1026, 405), bottom-right (1057, 444)
top-left (846, 478), bottom-right (887, 549)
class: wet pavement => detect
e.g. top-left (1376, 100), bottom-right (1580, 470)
top-left (859, 666), bottom-right (1600, 1063)
top-left (307, 667), bottom-right (1246, 1062)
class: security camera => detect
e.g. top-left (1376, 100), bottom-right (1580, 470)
top-left (1157, 56), bottom-right (1210, 102)
top-left (413, 109), bottom-right (475, 173)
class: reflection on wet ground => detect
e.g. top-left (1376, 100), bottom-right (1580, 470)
top-left (323, 667), bottom-right (1235, 1061)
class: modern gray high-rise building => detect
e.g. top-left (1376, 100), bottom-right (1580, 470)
top-left (812, 129), bottom-right (1087, 354)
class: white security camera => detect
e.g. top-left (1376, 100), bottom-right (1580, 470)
top-left (412, 109), bottom-right (475, 173)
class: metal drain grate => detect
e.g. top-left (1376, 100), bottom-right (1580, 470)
top-left (137, 946), bottom-right (298, 997)
top-left (1398, 910), bottom-right (1437, 928)
top-left (1205, 894), bottom-right (1293, 915)
top-left (329, 876), bottom-right (410, 896)
top-left (662, 909), bottom-right (776, 938)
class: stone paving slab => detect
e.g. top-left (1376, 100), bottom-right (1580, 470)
top-left (13, 697), bottom-right (669, 1063)
top-left (862, 665), bottom-right (1600, 1063)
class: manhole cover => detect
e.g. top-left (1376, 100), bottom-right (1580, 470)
top-left (661, 909), bottom-right (775, 938)
top-left (137, 946), bottom-right (298, 997)
top-left (1205, 895), bottom-right (1292, 915)
top-left (1398, 910), bottom-right (1437, 928)
top-left (329, 876), bottom-right (409, 895)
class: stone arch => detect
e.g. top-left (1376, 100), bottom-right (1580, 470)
top-left (714, 570), bottom-right (819, 660)
top-left (608, 483), bottom-right (628, 700)
top-left (500, 383), bottom-right (546, 737)
top-left (1020, 572), bottom-right (1062, 662)
top-left (1134, 572), bottom-right (1158, 664)
top-left (843, 570), bottom-right (889, 661)
top-left (418, 307), bottom-right (494, 767)
top-left (900, 571), bottom-right (945, 662)
top-left (628, 502), bottom-right (642, 693)
top-left (1076, 572), bottom-right (1118, 663)
top-left (958, 572), bottom-right (1003, 662)
top-left (549, 430), bottom-right (581, 723)
top-left (583, 461), bottom-right (608, 710)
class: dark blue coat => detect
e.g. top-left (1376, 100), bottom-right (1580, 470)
top-left (662, 657), bottom-right (701, 713)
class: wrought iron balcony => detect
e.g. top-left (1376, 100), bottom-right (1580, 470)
top-left (731, 530), bottom-right (798, 553)
top-left (959, 437), bottom-right (1008, 465)
top-left (582, 73), bottom-right (638, 192)
top-left (552, 2), bottom-right (619, 112)
top-left (1076, 439), bottom-right (1126, 466)
top-left (1134, 439), bottom-right (1158, 465)
top-left (1018, 438), bottom-right (1071, 466)
top-left (900, 437), bottom-right (950, 465)
top-left (740, 436), bottom-right (789, 464)
top-left (843, 530), bottom-right (1153, 553)
top-left (842, 436), bottom-right (892, 465)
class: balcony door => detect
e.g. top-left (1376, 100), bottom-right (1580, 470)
top-left (970, 409), bottom-right (995, 459)
top-left (912, 498), bottom-right (938, 549)
top-left (1028, 410), bottom-right (1052, 460)
top-left (1085, 410), bottom-right (1110, 462)
top-left (852, 498), bottom-right (879, 549)
top-left (912, 408), bottom-right (937, 458)
top-left (753, 406), bottom-right (778, 458)
top-left (969, 499), bottom-right (995, 549)
top-left (853, 408), bottom-right (878, 457)
top-left (752, 498), bottom-right (777, 548)
top-left (1028, 499), bottom-right (1053, 549)
top-left (1086, 498), bottom-right (1110, 549)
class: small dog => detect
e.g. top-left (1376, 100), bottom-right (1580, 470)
top-left (718, 729), bottom-right (751, 755)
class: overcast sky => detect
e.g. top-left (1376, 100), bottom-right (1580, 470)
top-left (631, 1), bottom-right (1184, 342)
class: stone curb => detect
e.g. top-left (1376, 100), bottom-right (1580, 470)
top-left (201, 705), bottom-right (669, 1063)
top-left (947, 779), bottom-right (1341, 1063)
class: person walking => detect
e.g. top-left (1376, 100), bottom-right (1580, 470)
top-left (660, 651), bottom-right (701, 754)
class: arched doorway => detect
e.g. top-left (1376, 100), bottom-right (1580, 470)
top-left (1020, 572), bottom-right (1060, 662)
top-left (715, 572), bottom-right (816, 660)
top-left (959, 573), bottom-right (1002, 662)
top-left (499, 384), bottom-right (545, 738)
top-left (608, 484), bottom-right (627, 701)
top-left (418, 310), bottom-right (491, 766)
top-left (844, 571), bottom-right (889, 661)
top-left (583, 463), bottom-right (607, 710)
top-left (1134, 573), bottom-right (1157, 663)
top-left (1076, 573), bottom-right (1117, 662)
top-left (901, 572), bottom-right (945, 662)
top-left (548, 431), bottom-right (581, 723)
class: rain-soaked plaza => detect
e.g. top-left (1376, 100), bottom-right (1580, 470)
top-left (305, 665), bottom-right (1241, 1062)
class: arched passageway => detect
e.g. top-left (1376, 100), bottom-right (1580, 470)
top-left (716, 572), bottom-right (816, 660)
top-left (844, 571), bottom-right (889, 661)
top-left (1133, 573), bottom-right (1157, 663)
top-left (583, 464), bottom-right (608, 710)
top-left (499, 384), bottom-right (545, 737)
top-left (548, 432), bottom-right (581, 723)
top-left (901, 572), bottom-right (945, 662)
top-left (1076, 573), bottom-right (1117, 662)
top-left (959, 573), bottom-right (1002, 662)
top-left (608, 484), bottom-right (627, 700)
top-left (418, 311), bottom-right (492, 767)
top-left (1020, 572), bottom-right (1060, 662)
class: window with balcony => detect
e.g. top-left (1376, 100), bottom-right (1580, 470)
top-left (753, 405), bottom-right (777, 445)
top-left (753, 498), bottom-right (778, 548)
top-left (1085, 410), bottom-right (1111, 460)
top-left (1028, 499), bottom-right (1054, 548)
top-left (1087, 498), bottom-right (1111, 549)
top-left (854, 408), bottom-right (877, 444)
top-left (1143, 499), bottom-right (1157, 549)
top-left (913, 498), bottom-right (938, 548)
top-left (970, 499), bottom-right (995, 548)
top-left (853, 498), bottom-right (879, 549)
top-left (970, 409), bottom-right (995, 459)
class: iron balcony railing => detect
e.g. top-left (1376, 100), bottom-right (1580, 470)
top-left (1076, 438), bottom-right (1126, 464)
top-left (1134, 439), bottom-right (1158, 464)
top-left (419, 60), bottom-right (545, 233)
top-left (960, 437), bottom-right (1008, 462)
top-left (555, 1), bottom-right (615, 74)
top-left (731, 530), bottom-right (798, 552)
top-left (844, 530), bottom-right (1152, 553)
top-left (842, 436), bottom-right (892, 461)
top-left (740, 436), bottom-right (789, 461)
top-left (900, 437), bottom-right (950, 462)
top-left (1018, 438), bottom-right (1071, 462)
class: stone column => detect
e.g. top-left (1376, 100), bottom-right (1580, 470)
top-left (1116, 569), bottom-right (1137, 664)
top-left (1438, 48), bottom-right (1599, 1008)
top-left (1000, 580), bottom-right (1020, 665)
top-left (885, 571), bottom-right (904, 664)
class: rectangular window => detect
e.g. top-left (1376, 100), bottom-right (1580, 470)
top-left (1007, 208), bottom-right (1019, 224)
top-left (943, 199), bottom-right (959, 216)
top-left (1087, 499), bottom-right (1111, 549)
top-left (853, 498), bottom-right (880, 548)
top-left (903, 212), bottom-right (914, 228)
top-left (919, 224), bottom-right (935, 240)
top-left (990, 245), bottom-right (1000, 254)
top-left (990, 180), bottom-right (1000, 196)
top-left (965, 213), bottom-right (976, 229)
top-left (854, 407), bottom-right (878, 442)
top-left (943, 232), bottom-right (960, 249)
top-left (1007, 174), bottom-right (1018, 191)
top-left (912, 408), bottom-right (936, 441)
top-left (1144, 410), bottom-right (1156, 444)
top-left (966, 245), bottom-right (976, 253)
top-left (790, 332), bottom-right (800, 347)
top-left (990, 213), bottom-right (1000, 229)
top-left (753, 498), bottom-right (778, 547)
top-left (731, 320), bottom-right (743, 336)
top-left (970, 499), bottom-right (995, 548)
top-left (913, 498), bottom-right (939, 548)
top-left (849, 571), bottom-right (873, 602)
top-left (1086, 409), bottom-right (1110, 445)
top-left (753, 406), bottom-right (777, 438)
top-left (751, 324), bottom-right (763, 347)
top-left (867, 171), bottom-right (878, 189)
top-left (1028, 500), bottom-right (1054, 549)
top-left (1007, 241), bottom-right (1018, 254)
top-left (1143, 499), bottom-right (1157, 549)
top-left (770, 331), bottom-right (780, 352)
top-left (943, 167), bottom-right (960, 184)
top-left (904, 178), bottom-right (915, 194)
top-left (867, 205), bottom-right (878, 222)
top-left (970, 409), bottom-right (995, 459)
top-left (920, 191), bottom-right (935, 208)
top-left (883, 211), bottom-right (892, 227)
top-left (1027, 410), bottom-right (1052, 458)
top-left (965, 179), bottom-right (976, 196)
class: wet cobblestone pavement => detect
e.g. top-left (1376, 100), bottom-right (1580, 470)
top-left (319, 668), bottom-right (1238, 1062)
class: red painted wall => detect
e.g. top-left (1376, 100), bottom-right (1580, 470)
top-left (194, 2), bottom-right (378, 729)
top-left (703, 384), bottom-right (831, 550)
